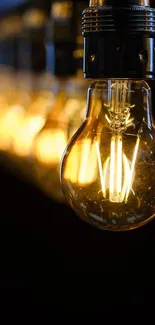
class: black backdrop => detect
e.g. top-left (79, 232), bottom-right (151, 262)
top-left (1, 157), bottom-right (155, 318)
top-left (0, 0), bottom-right (155, 320)
top-left (1, 145), bottom-right (155, 320)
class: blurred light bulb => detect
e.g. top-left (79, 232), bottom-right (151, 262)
top-left (12, 91), bottom-right (54, 157)
top-left (0, 69), bottom-right (30, 152)
top-left (33, 78), bottom-right (87, 202)
top-left (22, 9), bottom-right (47, 28)
top-left (0, 104), bottom-right (25, 151)
top-left (35, 128), bottom-right (67, 165)
top-left (61, 80), bottom-right (155, 231)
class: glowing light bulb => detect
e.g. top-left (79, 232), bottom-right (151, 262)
top-left (60, 80), bottom-right (155, 231)
top-left (33, 79), bottom-right (87, 202)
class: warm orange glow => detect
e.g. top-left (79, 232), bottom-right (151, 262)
top-left (34, 94), bottom-right (86, 169)
top-left (35, 129), bottom-right (67, 165)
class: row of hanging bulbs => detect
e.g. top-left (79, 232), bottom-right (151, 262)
top-left (0, 1), bottom-right (88, 204)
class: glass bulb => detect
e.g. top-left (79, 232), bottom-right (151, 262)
top-left (60, 80), bottom-right (155, 231)
top-left (33, 76), bottom-right (87, 202)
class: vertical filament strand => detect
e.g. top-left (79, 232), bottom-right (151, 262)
top-left (95, 141), bottom-right (105, 196)
top-left (116, 136), bottom-right (122, 199)
top-left (109, 136), bottom-right (115, 201)
top-left (125, 137), bottom-right (140, 202)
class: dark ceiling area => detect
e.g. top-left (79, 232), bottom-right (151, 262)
top-left (0, 0), bottom-right (51, 17)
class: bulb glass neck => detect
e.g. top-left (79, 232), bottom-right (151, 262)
top-left (86, 80), bottom-right (152, 130)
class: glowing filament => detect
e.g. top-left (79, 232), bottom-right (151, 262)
top-left (109, 136), bottom-right (115, 201)
top-left (96, 141), bottom-right (105, 196)
top-left (98, 136), bottom-right (140, 203)
top-left (109, 135), bottom-right (123, 202)
top-left (125, 137), bottom-right (140, 202)
top-left (117, 136), bottom-right (122, 196)
top-left (64, 80), bottom-right (139, 201)
top-left (99, 80), bottom-right (139, 202)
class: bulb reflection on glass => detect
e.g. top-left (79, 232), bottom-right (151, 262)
top-left (63, 138), bottom-right (98, 184)
top-left (60, 80), bottom-right (155, 231)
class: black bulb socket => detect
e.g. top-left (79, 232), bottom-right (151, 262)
top-left (82, 0), bottom-right (155, 79)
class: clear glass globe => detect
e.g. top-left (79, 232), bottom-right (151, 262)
top-left (61, 80), bottom-right (155, 231)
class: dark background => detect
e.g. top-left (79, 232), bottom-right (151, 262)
top-left (0, 0), bottom-right (155, 319)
